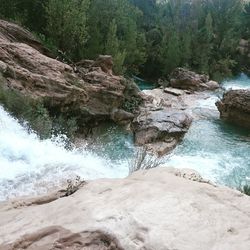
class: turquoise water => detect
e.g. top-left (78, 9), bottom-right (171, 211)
top-left (166, 74), bottom-right (250, 186)
top-left (90, 74), bottom-right (250, 187)
top-left (0, 74), bottom-right (249, 200)
top-left (133, 76), bottom-right (156, 90)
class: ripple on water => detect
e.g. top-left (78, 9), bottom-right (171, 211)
top-left (165, 119), bottom-right (250, 187)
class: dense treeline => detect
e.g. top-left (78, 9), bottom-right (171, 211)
top-left (0, 0), bottom-right (249, 80)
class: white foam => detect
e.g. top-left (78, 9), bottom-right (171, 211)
top-left (222, 73), bottom-right (250, 90)
top-left (0, 106), bottom-right (128, 200)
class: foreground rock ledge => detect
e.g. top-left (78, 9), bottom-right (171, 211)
top-left (0, 168), bottom-right (250, 250)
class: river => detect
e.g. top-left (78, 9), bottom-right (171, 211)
top-left (0, 74), bottom-right (249, 200)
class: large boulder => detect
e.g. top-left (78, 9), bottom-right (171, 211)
top-left (0, 167), bottom-right (250, 250)
top-left (132, 109), bottom-right (192, 156)
top-left (0, 20), bottom-right (140, 128)
top-left (170, 68), bottom-right (219, 91)
top-left (132, 87), bottom-right (194, 156)
top-left (216, 89), bottom-right (250, 128)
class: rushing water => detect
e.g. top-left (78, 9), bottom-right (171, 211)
top-left (0, 110), bottom-right (129, 200)
top-left (0, 74), bottom-right (249, 200)
top-left (166, 74), bottom-right (250, 186)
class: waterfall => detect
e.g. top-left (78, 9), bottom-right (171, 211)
top-left (0, 106), bottom-right (128, 200)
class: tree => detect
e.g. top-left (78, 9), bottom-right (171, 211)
top-left (45, 0), bottom-right (90, 60)
top-left (85, 0), bottom-right (146, 74)
top-left (160, 31), bottom-right (181, 75)
top-left (105, 19), bottom-right (126, 74)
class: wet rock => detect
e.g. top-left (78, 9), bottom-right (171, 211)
top-left (216, 89), bottom-right (250, 128)
top-left (170, 68), bottom-right (219, 91)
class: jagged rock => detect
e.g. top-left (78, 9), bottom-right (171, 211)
top-left (170, 68), bottom-right (219, 91)
top-left (0, 167), bottom-right (250, 250)
top-left (132, 108), bottom-right (192, 156)
top-left (111, 109), bottom-right (134, 124)
top-left (0, 19), bottom-right (52, 57)
top-left (92, 55), bottom-right (114, 75)
top-left (216, 89), bottom-right (250, 128)
top-left (0, 19), bottom-right (141, 128)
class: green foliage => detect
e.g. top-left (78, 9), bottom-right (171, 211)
top-left (122, 96), bottom-right (141, 113)
top-left (105, 19), bottom-right (127, 74)
top-left (241, 185), bottom-right (250, 196)
top-left (0, 84), bottom-right (52, 138)
top-left (45, 0), bottom-right (89, 60)
top-left (0, 0), bottom-right (248, 78)
top-left (160, 31), bottom-right (182, 75)
top-left (0, 83), bottom-right (78, 139)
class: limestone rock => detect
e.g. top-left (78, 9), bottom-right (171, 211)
top-left (0, 19), bottom-right (52, 57)
top-left (132, 109), bottom-right (192, 156)
top-left (0, 19), bottom-right (141, 128)
top-left (170, 68), bottom-right (219, 91)
top-left (0, 167), bottom-right (250, 250)
top-left (111, 109), bottom-right (134, 124)
top-left (164, 87), bottom-right (185, 96)
top-left (216, 89), bottom-right (250, 128)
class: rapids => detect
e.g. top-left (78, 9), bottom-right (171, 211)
top-left (0, 74), bottom-right (249, 200)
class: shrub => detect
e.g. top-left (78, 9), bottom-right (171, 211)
top-left (0, 83), bottom-right (78, 139)
top-left (129, 146), bottom-right (163, 174)
top-left (63, 176), bottom-right (86, 197)
top-left (240, 185), bottom-right (250, 196)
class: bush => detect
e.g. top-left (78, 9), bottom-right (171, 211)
top-left (0, 83), bottom-right (78, 139)
top-left (240, 185), bottom-right (250, 196)
top-left (129, 146), bottom-right (163, 174)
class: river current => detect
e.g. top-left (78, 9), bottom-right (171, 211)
top-left (0, 74), bottom-right (249, 200)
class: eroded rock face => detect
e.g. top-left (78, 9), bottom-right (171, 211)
top-left (132, 108), bottom-right (192, 156)
top-left (170, 68), bottom-right (219, 91)
top-left (0, 167), bottom-right (250, 250)
top-left (0, 20), bottom-right (140, 128)
top-left (216, 89), bottom-right (250, 128)
top-left (0, 19), bottom-right (52, 57)
top-left (132, 88), bottom-right (194, 156)
top-left (0, 226), bottom-right (123, 250)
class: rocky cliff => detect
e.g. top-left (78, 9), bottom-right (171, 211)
top-left (0, 19), bottom-right (140, 129)
top-left (0, 167), bottom-right (249, 250)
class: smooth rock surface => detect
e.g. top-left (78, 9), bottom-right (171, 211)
top-left (0, 167), bottom-right (249, 250)
top-left (216, 89), bottom-right (250, 128)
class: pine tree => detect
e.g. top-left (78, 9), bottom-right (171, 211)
top-left (160, 31), bottom-right (181, 75)
top-left (105, 19), bottom-right (119, 57)
top-left (45, 0), bottom-right (90, 60)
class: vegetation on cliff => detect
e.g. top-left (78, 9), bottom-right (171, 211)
top-left (0, 0), bottom-right (249, 79)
